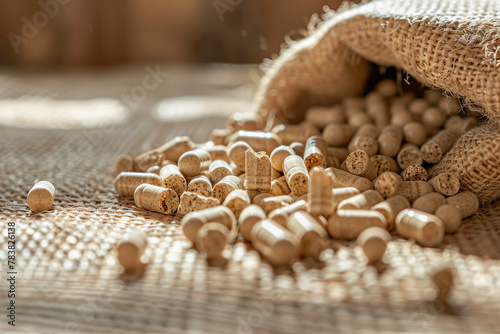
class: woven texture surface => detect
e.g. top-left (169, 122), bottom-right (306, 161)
top-left (1, 66), bottom-right (500, 333)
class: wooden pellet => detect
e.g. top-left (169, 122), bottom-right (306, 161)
top-left (397, 143), bottom-right (423, 170)
top-left (446, 191), bottom-right (479, 218)
top-left (268, 200), bottom-right (307, 227)
top-left (187, 175), bottom-right (213, 197)
top-left (134, 149), bottom-right (164, 172)
top-left (205, 145), bottom-right (230, 163)
top-left (445, 116), bottom-right (479, 135)
top-left (305, 105), bottom-right (346, 129)
top-left (159, 164), bottom-right (187, 196)
top-left (421, 129), bottom-right (459, 164)
top-left (226, 112), bottom-right (264, 131)
top-left (304, 136), bottom-right (327, 170)
top-left (252, 193), bottom-right (273, 206)
top-left (208, 160), bottom-right (233, 184)
top-left (27, 181), bottom-right (55, 212)
top-left (308, 167), bottom-right (333, 217)
top-left (178, 149), bottom-right (212, 177)
top-left (322, 123), bottom-right (356, 147)
top-left (286, 211), bottom-right (328, 258)
top-left (195, 223), bottom-right (231, 263)
top-left (178, 192), bottom-right (220, 215)
top-left (348, 135), bottom-right (379, 157)
top-left (435, 204), bottom-right (462, 233)
top-left (327, 210), bottom-right (387, 240)
top-left (114, 172), bottom-right (162, 197)
top-left (250, 219), bottom-right (298, 266)
top-left (146, 166), bottom-right (161, 175)
top-left (271, 168), bottom-right (282, 180)
top-left (283, 155), bottom-right (309, 196)
top-left (213, 175), bottom-right (244, 204)
top-left (271, 123), bottom-right (320, 146)
top-left (134, 184), bottom-right (179, 214)
top-left (396, 209), bottom-right (444, 247)
top-left (373, 172), bottom-right (403, 198)
top-left (345, 150), bottom-right (378, 181)
top-left (331, 187), bottom-right (360, 210)
top-left (271, 175), bottom-right (292, 196)
top-left (258, 195), bottom-right (294, 215)
top-left (367, 103), bottom-right (390, 130)
top-left (245, 150), bottom-right (272, 190)
top-left (408, 98), bottom-right (429, 115)
top-left (337, 190), bottom-right (383, 210)
top-left (370, 155), bottom-right (398, 175)
top-left (228, 141), bottom-right (254, 170)
top-left (412, 192), bottom-right (447, 214)
top-left (327, 147), bottom-right (349, 162)
top-left (438, 96), bottom-right (460, 115)
top-left (348, 124), bottom-right (380, 153)
top-left (270, 145), bottom-right (295, 172)
top-left (158, 136), bottom-right (195, 163)
top-left (402, 122), bottom-right (427, 146)
top-left (371, 195), bottom-right (410, 231)
top-left (117, 230), bottom-right (147, 276)
top-left (180, 206), bottom-right (236, 243)
top-left (239, 204), bottom-right (267, 240)
top-left (431, 266), bottom-right (454, 304)
top-left (428, 172), bottom-right (460, 196)
top-left (422, 107), bottom-right (445, 130)
top-left (357, 227), bottom-right (392, 264)
top-left (327, 167), bottom-right (373, 192)
top-left (396, 181), bottom-right (434, 203)
top-left (376, 79), bottom-right (397, 98)
top-left (377, 125), bottom-right (402, 157)
top-left (289, 141), bottom-right (305, 157)
top-left (348, 111), bottom-right (373, 128)
top-left (229, 162), bottom-right (244, 176)
top-left (401, 164), bottom-right (428, 181)
top-left (114, 154), bottom-right (135, 174)
top-left (223, 189), bottom-right (251, 218)
top-left (228, 130), bottom-right (281, 155)
top-left (210, 128), bottom-right (231, 145)
top-left (391, 110), bottom-right (414, 127)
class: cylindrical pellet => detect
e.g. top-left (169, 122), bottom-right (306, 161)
top-left (117, 230), bottom-right (147, 275)
top-left (327, 167), bottom-right (373, 192)
top-left (396, 181), bottom-right (434, 203)
top-left (271, 124), bottom-right (320, 146)
top-left (371, 195), bottom-right (410, 231)
top-left (348, 124), bottom-right (379, 152)
top-left (114, 154), bottom-right (135, 175)
top-left (268, 200), bottom-right (307, 227)
top-left (408, 98), bottom-right (429, 115)
top-left (357, 227), bottom-right (392, 264)
top-left (446, 191), bottom-right (479, 218)
top-left (283, 155), bottom-right (309, 196)
top-left (210, 128), bottom-right (231, 145)
top-left (422, 107), bottom-right (445, 130)
top-left (134, 149), bottom-right (164, 172)
top-left (322, 123), bottom-right (356, 146)
top-left (290, 142), bottom-right (305, 157)
top-left (373, 172), bottom-right (403, 198)
top-left (208, 160), bottom-right (233, 184)
top-left (391, 110), bottom-right (414, 127)
top-left (178, 149), bottom-right (212, 177)
top-left (206, 145), bottom-right (230, 163)
top-left (227, 112), bottom-right (264, 131)
top-left (239, 204), bottom-right (267, 240)
top-left (160, 165), bottom-right (187, 196)
top-left (367, 103), bottom-right (390, 130)
top-left (271, 175), bottom-right (292, 196)
top-left (377, 125), bottom-right (403, 157)
top-left (250, 219), bottom-right (298, 266)
top-left (328, 210), bottom-right (387, 240)
top-left (401, 164), bottom-right (428, 181)
top-left (327, 147), bottom-right (349, 162)
top-left (435, 204), bottom-right (462, 233)
top-left (421, 129), bottom-right (459, 164)
top-left (286, 211), bottom-right (328, 258)
top-left (158, 136), bottom-right (195, 163)
top-left (180, 206), bottom-right (236, 243)
top-left (349, 135), bottom-right (379, 156)
top-left (331, 187), bottom-right (360, 210)
top-left (258, 195), bottom-right (294, 215)
top-left (395, 209), bottom-right (444, 247)
top-left (370, 155), bottom-right (399, 175)
top-left (178, 192), bottom-right (220, 214)
top-left (195, 223), bottom-right (231, 260)
top-left (337, 190), bottom-right (384, 210)
top-left (223, 189), bottom-right (251, 218)
top-left (402, 122), bottom-right (427, 146)
top-left (412, 192), bottom-right (447, 214)
top-left (304, 136), bottom-right (327, 170)
top-left (114, 172), bottom-right (162, 197)
top-left (348, 111), bottom-right (373, 128)
top-left (270, 145), bottom-right (295, 172)
top-left (134, 184), bottom-right (179, 214)
top-left (308, 167), bottom-right (333, 217)
top-left (376, 79), bottom-right (397, 98)
top-left (228, 130), bottom-right (281, 155)
top-left (245, 150), bottom-right (272, 190)
top-left (428, 173), bottom-right (460, 196)
top-left (212, 175), bottom-right (243, 203)
top-left (228, 141), bottom-right (254, 170)
top-left (27, 181), bottom-right (56, 212)
top-left (187, 174), bottom-right (213, 197)
top-left (305, 105), bottom-right (346, 129)
top-left (397, 143), bottom-right (423, 170)
top-left (438, 96), bottom-right (460, 115)
top-left (445, 116), bottom-right (479, 135)
top-left (346, 150), bottom-right (378, 181)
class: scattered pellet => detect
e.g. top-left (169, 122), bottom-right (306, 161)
top-left (114, 172), bottom-right (162, 197)
top-left (348, 124), bottom-right (379, 152)
top-left (286, 211), bottom-right (328, 258)
top-left (421, 129), bottom-right (459, 164)
top-left (396, 181), bottom-right (434, 203)
top-left (328, 210), bottom-right (387, 240)
top-left (223, 189), bottom-right (251, 218)
top-left (373, 172), bottom-right (403, 198)
top-left (239, 204), bottom-right (267, 240)
top-left (304, 136), bottom-right (327, 170)
top-left (391, 110), bottom-right (414, 127)
top-left (208, 160), bottom-right (233, 184)
top-left (308, 167), bottom-right (333, 217)
top-left (187, 174), bottom-right (213, 197)
top-left (227, 112), bottom-right (264, 131)
top-left (178, 192), bottom-right (220, 215)
top-left (357, 227), bottom-right (392, 264)
top-left (212, 175), bottom-right (243, 203)
top-left (371, 195), bottom-right (410, 230)
top-left (349, 135), bottom-right (379, 156)
top-left (228, 141), bottom-right (254, 170)
top-left (159, 164), bottom-right (187, 196)
top-left (412, 192), bottom-right (447, 214)
top-left (134, 149), bottom-right (164, 172)
top-left (408, 98), bottom-right (429, 115)
top-left (271, 123), bottom-right (320, 145)
top-left (195, 223), bottom-right (232, 266)
top-left (346, 150), bottom-right (378, 181)
top-left (271, 175), bottom-right (292, 196)
top-left (377, 125), bottom-right (403, 157)
top-left (117, 230), bottom-right (147, 277)
top-left (210, 128), bottom-right (231, 145)
top-left (146, 165), bottom-right (161, 175)
top-left (134, 184), bottom-right (179, 214)
top-left (250, 219), bottom-right (298, 266)
top-left (178, 149), bottom-right (212, 177)
top-left (228, 130), bottom-right (281, 154)
top-left (115, 154), bottom-right (135, 174)
top-left (337, 190), bottom-right (384, 210)
top-left (395, 209), bottom-right (444, 247)
top-left (306, 105), bottom-right (346, 129)
top-left (245, 150), bottom-right (272, 190)
top-left (327, 167), bottom-right (373, 192)
top-left (428, 172), bottom-right (460, 196)
top-left (158, 136), bottom-right (195, 163)
top-left (401, 164), bottom-right (428, 181)
top-left (283, 155), bottom-right (310, 196)
top-left (402, 122), bottom-right (427, 146)
top-left (181, 206), bottom-right (236, 243)
top-left (27, 181), bottom-right (56, 212)
top-left (397, 143), bottom-right (423, 170)
top-left (331, 187), bottom-right (360, 210)
top-left (370, 155), bottom-right (398, 175)
top-left (376, 79), bottom-right (397, 98)
top-left (206, 145), bottom-right (230, 163)
top-left (435, 204), bottom-right (462, 233)
top-left (268, 200), bottom-right (307, 227)
top-left (322, 123), bottom-right (356, 146)
top-left (422, 107), bottom-right (446, 130)
top-left (258, 195), bottom-right (294, 215)
top-left (270, 145), bottom-right (295, 172)
top-left (446, 191), bottom-right (479, 218)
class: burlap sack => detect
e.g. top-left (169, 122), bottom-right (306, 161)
top-left (255, 0), bottom-right (500, 203)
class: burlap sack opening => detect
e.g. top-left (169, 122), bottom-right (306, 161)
top-left (255, 0), bottom-right (500, 203)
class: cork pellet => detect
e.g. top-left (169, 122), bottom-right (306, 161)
top-left (134, 184), bottom-right (179, 214)
top-left (115, 172), bottom-right (162, 197)
top-left (27, 180), bottom-right (56, 212)
top-left (116, 230), bottom-right (148, 277)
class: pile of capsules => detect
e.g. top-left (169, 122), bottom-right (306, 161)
top-left (114, 79), bottom-right (481, 276)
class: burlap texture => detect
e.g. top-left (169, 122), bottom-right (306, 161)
top-left (255, 0), bottom-right (500, 202)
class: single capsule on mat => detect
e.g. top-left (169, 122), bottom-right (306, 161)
top-left (327, 210), bottom-right (388, 240)
top-left (250, 219), bottom-right (298, 266)
top-left (181, 206), bottom-right (236, 243)
top-left (395, 209), bottom-right (444, 247)
top-left (357, 227), bottom-right (392, 264)
top-left (286, 211), bottom-right (329, 259)
top-left (27, 181), bottom-right (56, 212)
top-left (178, 149), bottom-right (212, 177)
top-left (117, 230), bottom-right (148, 277)
top-left (412, 192), bottom-right (447, 214)
top-left (239, 204), bottom-right (267, 240)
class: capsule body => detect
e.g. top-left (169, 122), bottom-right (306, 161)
top-left (395, 209), bottom-right (444, 247)
top-left (328, 210), bottom-right (387, 240)
top-left (134, 184), bottom-right (179, 214)
top-left (181, 206), bottom-right (236, 243)
top-left (27, 181), bottom-right (56, 212)
top-left (114, 172), bottom-right (162, 197)
top-left (250, 219), bottom-right (298, 266)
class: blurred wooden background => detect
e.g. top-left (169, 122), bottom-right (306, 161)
top-left (0, 0), bottom-right (355, 67)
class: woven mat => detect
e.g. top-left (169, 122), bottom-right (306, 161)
top-left (1, 65), bottom-right (500, 334)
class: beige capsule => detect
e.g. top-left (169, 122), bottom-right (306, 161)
top-left (422, 107), bottom-right (446, 130)
top-left (187, 174), bottom-right (213, 197)
top-left (428, 172), bottom-right (460, 196)
top-left (245, 150), bottom-right (272, 190)
top-left (250, 219), bottom-right (298, 266)
top-left (178, 149), bottom-right (212, 177)
top-left (346, 150), bottom-right (378, 181)
top-left (331, 187), bottom-right (360, 210)
top-left (371, 195), bottom-right (410, 231)
top-left (396, 181), bottom-right (434, 203)
top-left (304, 136), bottom-right (327, 170)
top-left (308, 167), bottom-right (333, 217)
top-left (348, 124), bottom-right (380, 150)
top-left (286, 211), bottom-right (329, 259)
top-left (289, 142), bottom-right (305, 157)
top-left (268, 200), bottom-right (307, 227)
top-left (412, 192), bottom-right (447, 214)
top-left (134, 184), bottom-right (179, 214)
top-left (373, 172), bottom-right (403, 198)
top-left (226, 112), bottom-right (264, 131)
top-left (271, 175), bottom-right (292, 196)
top-left (228, 130), bottom-right (281, 155)
top-left (228, 141), bottom-right (254, 170)
top-left (421, 129), bottom-right (459, 164)
top-left (337, 190), bottom-right (383, 210)
top-left (114, 172), bottom-right (162, 197)
top-left (134, 149), bottom-right (164, 172)
top-left (391, 110), bottom-right (414, 127)
top-left (208, 160), bottom-right (233, 184)
top-left (212, 175), bottom-right (243, 203)
top-left (357, 227), bottom-right (392, 264)
top-left (180, 205), bottom-right (236, 243)
top-left (257, 195), bottom-right (294, 215)
top-left (195, 223), bottom-right (232, 263)
top-left (327, 167), bottom-right (373, 192)
top-left (305, 105), bottom-right (346, 129)
top-left (116, 230), bottom-right (147, 277)
top-left (223, 189), bottom-right (251, 218)
top-left (270, 145), bottom-right (295, 172)
top-left (327, 210), bottom-right (387, 240)
top-left (435, 204), bottom-right (462, 233)
top-left (158, 136), bottom-right (195, 163)
top-left (159, 165), bottom-right (187, 196)
top-left (239, 204), bottom-right (267, 240)
top-left (402, 122), bottom-right (427, 146)
top-left (401, 164), bottom-right (428, 181)
top-left (348, 135), bottom-right (379, 157)
top-left (322, 123), bottom-right (356, 147)
top-left (146, 166), bottom-right (161, 175)
top-left (27, 181), bottom-right (56, 212)
top-left (370, 155), bottom-right (399, 175)
top-left (395, 209), bottom-right (444, 247)
top-left (205, 145), bottom-right (230, 163)
top-left (283, 155), bottom-right (309, 196)
top-left (446, 191), bottom-right (479, 218)
top-left (377, 125), bottom-right (402, 157)
top-left (271, 123), bottom-right (320, 146)
top-left (114, 154), bottom-right (135, 175)
top-left (210, 128), bottom-right (232, 145)
top-left (397, 143), bottom-right (423, 170)
top-left (177, 192), bottom-right (220, 215)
